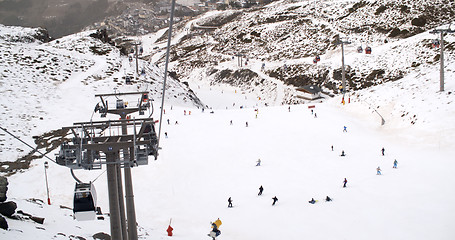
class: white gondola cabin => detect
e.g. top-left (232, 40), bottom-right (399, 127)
top-left (73, 182), bottom-right (97, 221)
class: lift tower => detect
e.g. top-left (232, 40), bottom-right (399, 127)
top-left (56, 92), bottom-right (157, 240)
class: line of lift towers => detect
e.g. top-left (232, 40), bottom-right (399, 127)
top-left (55, 91), bottom-right (158, 240)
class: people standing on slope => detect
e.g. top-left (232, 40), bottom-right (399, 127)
top-left (256, 158), bottom-right (261, 166)
top-left (393, 159), bottom-right (398, 168)
top-left (258, 185), bottom-right (264, 196)
top-left (381, 147), bottom-right (385, 156)
top-left (228, 197), bottom-right (233, 208)
top-left (343, 126), bottom-right (347, 132)
top-left (272, 196), bottom-right (278, 206)
top-left (343, 178), bottom-right (348, 188)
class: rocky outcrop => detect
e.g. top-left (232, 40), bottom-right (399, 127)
top-left (0, 201), bottom-right (17, 217)
top-left (0, 176), bottom-right (7, 202)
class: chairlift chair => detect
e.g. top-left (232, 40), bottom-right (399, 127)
top-left (73, 182), bottom-right (97, 221)
top-left (365, 46), bottom-right (372, 54)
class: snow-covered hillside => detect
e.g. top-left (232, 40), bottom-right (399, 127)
top-left (0, 0), bottom-right (455, 239)
top-left (0, 24), bottom-right (202, 167)
top-left (149, 0), bottom-right (455, 106)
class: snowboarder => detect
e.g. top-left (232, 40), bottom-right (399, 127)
top-left (393, 159), bottom-right (398, 168)
top-left (272, 196), bottom-right (278, 206)
top-left (256, 158), bottom-right (261, 166)
top-left (343, 178), bottom-right (347, 188)
top-left (381, 147), bottom-right (385, 156)
top-left (309, 198), bottom-right (316, 204)
top-left (341, 150), bottom-right (346, 157)
top-left (258, 185), bottom-right (264, 196)
top-left (376, 166), bottom-right (382, 175)
top-left (228, 197), bottom-right (233, 208)
top-left (325, 196), bottom-right (332, 202)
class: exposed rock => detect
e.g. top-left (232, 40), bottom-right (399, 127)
top-left (93, 232), bottom-right (111, 240)
top-left (0, 215), bottom-right (8, 230)
top-left (0, 201), bottom-right (17, 217)
top-left (30, 216), bottom-right (45, 224)
top-left (0, 176), bottom-right (7, 202)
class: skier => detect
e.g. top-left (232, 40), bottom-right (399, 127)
top-left (246, 122), bottom-right (249, 127)
top-left (258, 185), bottom-right (264, 196)
top-left (230, 120), bottom-right (233, 125)
top-left (343, 178), bottom-right (347, 188)
top-left (331, 145), bottom-right (334, 151)
top-left (288, 106), bottom-right (291, 112)
top-left (256, 158), bottom-right (261, 166)
top-left (165, 132), bottom-right (168, 138)
top-left (208, 218), bottom-right (222, 240)
top-left (309, 198), bottom-right (316, 204)
top-left (325, 196), bottom-right (332, 202)
top-left (272, 196), bottom-right (278, 206)
top-left (376, 166), bottom-right (382, 175)
top-left (341, 150), bottom-right (346, 157)
top-left (228, 197), bottom-right (233, 208)
top-left (381, 147), bottom-right (385, 156)
top-left (314, 113), bottom-right (317, 118)
top-left (393, 159), bottom-right (398, 168)
top-left (343, 126), bottom-right (347, 132)
top-left (167, 119), bottom-right (170, 125)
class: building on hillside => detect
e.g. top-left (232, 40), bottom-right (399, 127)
top-left (295, 85), bottom-right (323, 100)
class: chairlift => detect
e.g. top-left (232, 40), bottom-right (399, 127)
top-left (432, 39), bottom-right (440, 48)
top-left (365, 46), bottom-right (372, 54)
top-left (73, 182), bottom-right (97, 221)
top-left (357, 46), bottom-right (363, 53)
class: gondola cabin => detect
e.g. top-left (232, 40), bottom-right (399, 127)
top-left (365, 47), bottom-right (372, 54)
top-left (432, 39), bottom-right (440, 48)
top-left (73, 182), bottom-right (97, 221)
top-left (357, 46), bottom-right (363, 53)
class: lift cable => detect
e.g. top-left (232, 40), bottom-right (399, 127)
top-left (0, 126), bottom-right (56, 164)
top-left (157, 0), bottom-right (177, 151)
